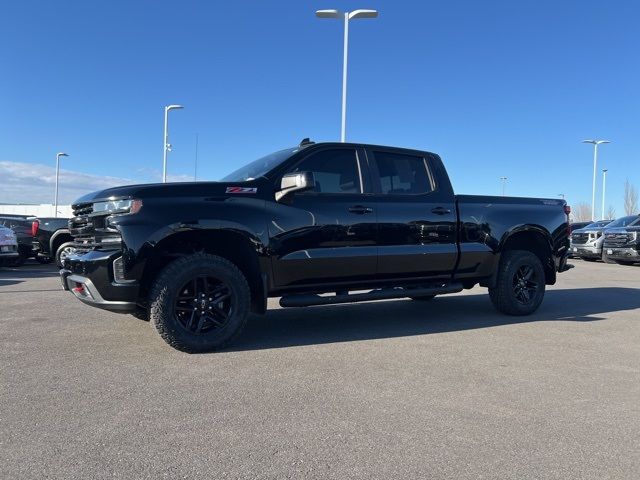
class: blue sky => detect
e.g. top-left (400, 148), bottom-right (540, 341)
top-left (1, 0), bottom-right (639, 217)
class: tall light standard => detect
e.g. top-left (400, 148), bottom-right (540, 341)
top-left (316, 8), bottom-right (378, 142)
top-left (582, 139), bottom-right (610, 221)
top-left (54, 152), bottom-right (69, 218)
top-left (163, 104), bottom-right (184, 183)
top-left (500, 176), bottom-right (508, 196)
top-left (601, 168), bottom-right (608, 220)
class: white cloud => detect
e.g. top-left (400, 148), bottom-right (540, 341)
top-left (0, 161), bottom-right (196, 205)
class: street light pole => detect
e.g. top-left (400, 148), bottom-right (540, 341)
top-left (500, 176), bottom-right (507, 196)
top-left (601, 169), bottom-right (608, 220)
top-left (341, 12), bottom-right (349, 143)
top-left (54, 152), bottom-right (69, 218)
top-left (163, 104), bottom-right (184, 183)
top-left (316, 9), bottom-right (378, 142)
top-left (582, 139), bottom-right (610, 221)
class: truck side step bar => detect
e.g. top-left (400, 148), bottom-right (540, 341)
top-left (279, 283), bottom-right (464, 308)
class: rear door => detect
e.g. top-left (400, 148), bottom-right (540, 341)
top-left (268, 146), bottom-right (378, 288)
top-left (366, 148), bottom-right (458, 280)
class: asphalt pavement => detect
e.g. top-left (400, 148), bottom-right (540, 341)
top-left (1, 259), bottom-right (639, 479)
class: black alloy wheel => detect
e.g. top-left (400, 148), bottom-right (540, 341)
top-left (149, 253), bottom-right (251, 353)
top-left (174, 276), bottom-right (233, 335)
top-left (489, 250), bottom-right (546, 316)
top-left (512, 264), bottom-right (539, 306)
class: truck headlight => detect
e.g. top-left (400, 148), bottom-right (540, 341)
top-left (93, 199), bottom-right (143, 215)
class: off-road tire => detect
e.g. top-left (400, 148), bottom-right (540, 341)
top-left (55, 242), bottom-right (77, 268)
top-left (489, 250), bottom-right (546, 316)
top-left (149, 253), bottom-right (251, 353)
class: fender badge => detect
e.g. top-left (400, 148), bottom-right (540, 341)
top-left (226, 187), bottom-right (257, 194)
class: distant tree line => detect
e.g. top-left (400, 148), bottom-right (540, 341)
top-left (571, 179), bottom-right (638, 222)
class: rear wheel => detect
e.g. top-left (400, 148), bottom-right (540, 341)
top-left (149, 253), bottom-right (250, 353)
top-left (489, 250), bottom-right (546, 316)
top-left (55, 242), bottom-right (76, 267)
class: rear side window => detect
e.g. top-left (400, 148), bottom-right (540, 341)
top-left (373, 151), bottom-right (435, 195)
top-left (290, 149), bottom-right (362, 194)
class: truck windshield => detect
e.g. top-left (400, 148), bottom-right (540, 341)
top-left (606, 215), bottom-right (640, 228)
top-left (221, 147), bottom-right (298, 182)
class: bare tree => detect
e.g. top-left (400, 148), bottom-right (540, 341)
top-left (624, 179), bottom-right (638, 215)
top-left (573, 202), bottom-right (592, 222)
top-left (605, 205), bottom-right (616, 220)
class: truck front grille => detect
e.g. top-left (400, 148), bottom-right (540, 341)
top-left (571, 233), bottom-right (590, 244)
top-left (604, 232), bottom-right (636, 247)
top-left (70, 202), bottom-right (122, 252)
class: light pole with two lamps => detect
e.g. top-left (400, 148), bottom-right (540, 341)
top-left (163, 104), bottom-right (184, 183)
top-left (54, 152), bottom-right (69, 218)
top-left (316, 8), bottom-right (378, 142)
top-left (582, 139), bottom-right (610, 221)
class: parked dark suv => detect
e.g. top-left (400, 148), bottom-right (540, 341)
top-left (602, 215), bottom-right (640, 265)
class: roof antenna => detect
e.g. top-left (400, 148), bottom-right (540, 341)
top-left (299, 138), bottom-right (315, 147)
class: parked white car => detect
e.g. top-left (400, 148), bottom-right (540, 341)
top-left (0, 226), bottom-right (19, 265)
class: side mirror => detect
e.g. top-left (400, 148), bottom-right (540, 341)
top-left (275, 171), bottom-right (315, 201)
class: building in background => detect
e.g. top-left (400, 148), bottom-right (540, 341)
top-left (0, 204), bottom-right (73, 218)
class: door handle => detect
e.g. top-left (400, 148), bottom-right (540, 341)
top-left (431, 207), bottom-right (451, 215)
top-left (348, 205), bottom-right (373, 215)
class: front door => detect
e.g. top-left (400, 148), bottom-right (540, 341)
top-left (268, 146), bottom-right (378, 289)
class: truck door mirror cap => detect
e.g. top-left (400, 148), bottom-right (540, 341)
top-left (276, 172), bottom-right (315, 201)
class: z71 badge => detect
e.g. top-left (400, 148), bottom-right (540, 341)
top-left (226, 187), bottom-right (258, 194)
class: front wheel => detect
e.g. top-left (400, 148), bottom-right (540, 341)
top-left (489, 250), bottom-right (546, 316)
top-left (149, 253), bottom-right (251, 353)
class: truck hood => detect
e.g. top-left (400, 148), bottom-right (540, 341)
top-left (572, 228), bottom-right (606, 235)
top-left (73, 180), bottom-right (264, 205)
top-left (605, 226), bottom-right (640, 234)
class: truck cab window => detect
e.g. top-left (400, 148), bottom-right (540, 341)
top-left (373, 152), bottom-right (435, 195)
top-left (290, 149), bottom-right (362, 194)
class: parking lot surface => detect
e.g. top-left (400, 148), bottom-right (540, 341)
top-left (1, 260), bottom-right (639, 479)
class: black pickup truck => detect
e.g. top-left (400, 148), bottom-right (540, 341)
top-left (61, 140), bottom-right (571, 352)
top-left (32, 217), bottom-right (75, 267)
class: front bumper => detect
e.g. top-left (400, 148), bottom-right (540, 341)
top-left (604, 246), bottom-right (640, 262)
top-left (570, 244), bottom-right (601, 258)
top-left (0, 247), bottom-right (19, 257)
top-left (60, 249), bottom-right (139, 313)
top-left (60, 270), bottom-right (137, 312)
